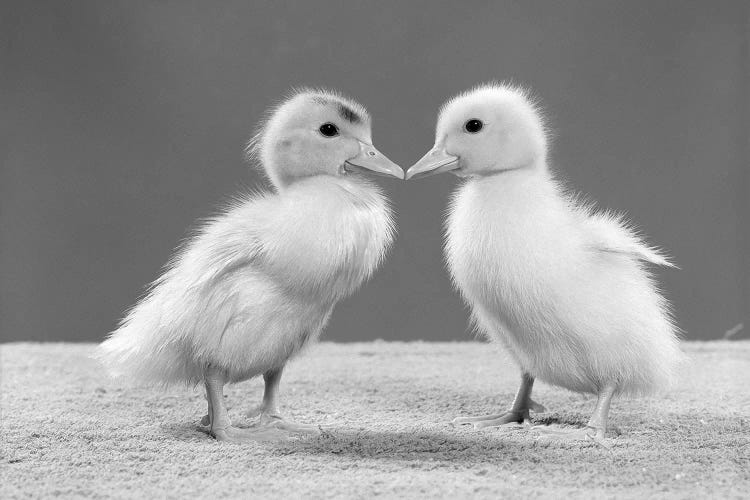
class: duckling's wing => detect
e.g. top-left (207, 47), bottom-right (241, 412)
top-left (166, 191), bottom-right (273, 289)
top-left (582, 211), bottom-right (676, 268)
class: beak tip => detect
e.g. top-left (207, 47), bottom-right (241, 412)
top-left (405, 149), bottom-right (459, 180)
top-left (389, 166), bottom-right (405, 180)
top-left (348, 143), bottom-right (405, 181)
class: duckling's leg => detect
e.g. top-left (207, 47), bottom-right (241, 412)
top-left (203, 365), bottom-right (286, 442)
top-left (246, 365), bottom-right (321, 435)
top-left (532, 384), bottom-right (616, 448)
top-left (453, 372), bottom-right (546, 429)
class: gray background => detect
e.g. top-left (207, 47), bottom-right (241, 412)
top-left (2, 0), bottom-right (748, 343)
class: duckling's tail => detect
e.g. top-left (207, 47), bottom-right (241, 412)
top-left (95, 296), bottom-right (200, 387)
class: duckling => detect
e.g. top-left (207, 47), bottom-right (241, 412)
top-left (407, 83), bottom-right (681, 444)
top-left (98, 89), bottom-right (403, 442)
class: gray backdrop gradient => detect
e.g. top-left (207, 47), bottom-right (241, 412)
top-left (2, 0), bottom-right (748, 342)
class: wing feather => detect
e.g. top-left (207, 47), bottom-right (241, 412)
top-left (579, 208), bottom-right (677, 268)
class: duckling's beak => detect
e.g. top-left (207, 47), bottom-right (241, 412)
top-left (406, 147), bottom-right (459, 180)
top-left (344, 141), bottom-right (404, 179)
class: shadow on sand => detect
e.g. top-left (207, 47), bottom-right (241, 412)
top-left (160, 411), bottom-right (618, 463)
top-left (268, 416), bottom-right (613, 462)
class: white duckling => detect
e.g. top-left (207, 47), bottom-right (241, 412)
top-left (98, 89), bottom-right (403, 442)
top-left (407, 83), bottom-right (681, 444)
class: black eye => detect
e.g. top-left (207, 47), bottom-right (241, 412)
top-left (319, 123), bottom-right (339, 137)
top-left (464, 119), bottom-right (483, 133)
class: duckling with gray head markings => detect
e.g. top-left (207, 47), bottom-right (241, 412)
top-left (407, 83), bottom-right (682, 446)
top-left (98, 89), bottom-right (403, 442)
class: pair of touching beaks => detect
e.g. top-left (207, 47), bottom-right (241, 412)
top-left (346, 142), bottom-right (457, 181)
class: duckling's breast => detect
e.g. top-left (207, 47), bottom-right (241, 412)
top-left (257, 176), bottom-right (394, 304)
top-left (445, 174), bottom-right (596, 388)
top-left (446, 172), bottom-right (570, 317)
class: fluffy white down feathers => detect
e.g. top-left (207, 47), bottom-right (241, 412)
top-left (98, 90), bottom-right (394, 387)
top-left (440, 84), bottom-right (682, 396)
top-left (99, 82), bottom-right (682, 430)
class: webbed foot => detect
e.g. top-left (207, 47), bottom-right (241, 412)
top-left (531, 425), bottom-right (611, 449)
top-left (453, 397), bottom-right (545, 430)
top-left (209, 425), bottom-right (288, 443)
top-left (249, 411), bottom-right (324, 436)
top-left (453, 411), bottom-right (530, 429)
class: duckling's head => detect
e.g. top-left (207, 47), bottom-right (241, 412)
top-left (407, 83), bottom-right (548, 179)
top-left (249, 89), bottom-right (403, 189)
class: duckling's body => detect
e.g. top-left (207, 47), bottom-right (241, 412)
top-left (447, 169), bottom-right (677, 397)
top-left (408, 84), bottom-right (681, 443)
top-left (102, 175), bottom-right (392, 385)
top-left (99, 89), bottom-right (403, 441)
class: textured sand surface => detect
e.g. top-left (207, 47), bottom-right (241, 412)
top-left (1, 341), bottom-right (748, 499)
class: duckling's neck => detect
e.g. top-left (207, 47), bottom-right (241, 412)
top-left (276, 173), bottom-right (372, 192)
top-left (464, 161), bottom-right (558, 215)
top-left (468, 158), bottom-right (548, 179)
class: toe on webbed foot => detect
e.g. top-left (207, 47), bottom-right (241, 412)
top-left (269, 418), bottom-right (323, 435)
top-left (528, 398), bottom-right (547, 414)
top-left (245, 405), bottom-right (263, 419)
top-left (452, 412), bottom-right (529, 430)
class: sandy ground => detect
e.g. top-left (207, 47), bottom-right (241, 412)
top-left (1, 341), bottom-right (748, 499)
